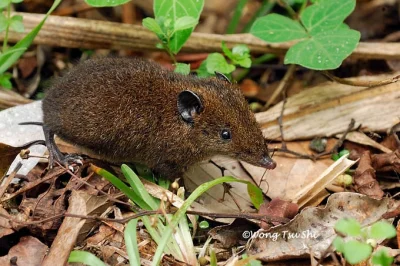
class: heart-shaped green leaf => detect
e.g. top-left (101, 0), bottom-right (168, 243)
top-left (284, 28), bottom-right (360, 70)
top-left (301, 0), bottom-right (356, 34)
top-left (251, 13), bottom-right (308, 43)
top-left (154, 0), bottom-right (204, 54)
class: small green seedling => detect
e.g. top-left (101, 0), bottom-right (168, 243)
top-left (250, 0), bottom-right (361, 70)
top-left (197, 42), bottom-right (252, 78)
top-left (333, 218), bottom-right (396, 265)
top-left (141, 0), bottom-right (204, 72)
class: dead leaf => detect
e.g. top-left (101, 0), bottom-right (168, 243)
top-left (0, 143), bottom-right (22, 177)
top-left (209, 219), bottom-right (259, 249)
top-left (293, 155), bottom-right (357, 207)
top-left (248, 192), bottom-right (397, 262)
top-left (0, 236), bottom-right (48, 266)
top-left (337, 131), bottom-right (392, 153)
top-left (354, 150), bottom-right (384, 199)
top-left (259, 199), bottom-right (299, 230)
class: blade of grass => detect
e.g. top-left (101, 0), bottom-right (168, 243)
top-left (68, 250), bottom-right (106, 266)
top-left (226, 0), bottom-right (248, 34)
top-left (151, 176), bottom-right (240, 266)
top-left (124, 219), bottom-right (141, 266)
top-left (91, 165), bottom-right (151, 210)
top-left (242, 0), bottom-right (275, 33)
top-left (0, 0), bottom-right (62, 74)
top-left (121, 164), bottom-right (159, 210)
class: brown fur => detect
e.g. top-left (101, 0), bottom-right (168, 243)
top-left (42, 57), bottom-right (275, 179)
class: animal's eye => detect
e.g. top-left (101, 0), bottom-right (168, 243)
top-left (220, 129), bottom-right (231, 140)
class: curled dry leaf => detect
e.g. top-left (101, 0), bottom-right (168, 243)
top-left (372, 148), bottom-right (400, 173)
top-left (337, 131), bottom-right (393, 153)
top-left (247, 192), bottom-right (397, 262)
top-left (259, 199), bottom-right (299, 230)
top-left (354, 150), bottom-right (384, 199)
top-left (0, 236), bottom-right (48, 266)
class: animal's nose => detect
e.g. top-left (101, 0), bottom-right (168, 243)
top-left (260, 155), bottom-right (276, 169)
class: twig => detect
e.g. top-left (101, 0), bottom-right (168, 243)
top-left (0, 162), bottom-right (23, 198)
top-left (264, 64), bottom-right (296, 109)
top-left (270, 118), bottom-right (356, 160)
top-left (0, 208), bottom-right (289, 227)
top-left (278, 91), bottom-right (288, 149)
top-left (323, 71), bottom-right (400, 87)
top-left (314, 118), bottom-right (356, 158)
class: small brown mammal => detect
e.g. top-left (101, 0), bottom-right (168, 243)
top-left (42, 57), bottom-right (276, 179)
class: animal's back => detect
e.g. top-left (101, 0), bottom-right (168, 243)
top-left (42, 57), bottom-right (185, 162)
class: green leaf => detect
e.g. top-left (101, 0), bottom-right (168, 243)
top-left (301, 0), bottom-right (356, 34)
top-left (84, 0), bottom-right (130, 7)
top-left (247, 183), bottom-right (263, 210)
top-left (11, 0), bottom-right (24, 3)
top-left (342, 240), bottom-right (372, 264)
top-left (0, 0), bottom-right (62, 75)
top-left (335, 218), bottom-right (361, 236)
top-left (92, 165), bottom-right (152, 210)
top-left (68, 250), bottom-right (106, 266)
top-left (332, 237), bottom-right (345, 253)
top-left (204, 53), bottom-right (235, 75)
top-left (221, 43), bottom-right (252, 68)
top-left (372, 248), bottom-right (394, 266)
top-left (174, 16), bottom-right (198, 32)
top-left (250, 14), bottom-right (308, 43)
top-left (370, 221), bottom-right (396, 240)
top-left (196, 61), bottom-right (213, 78)
top-left (121, 164), bottom-right (160, 210)
top-left (284, 28), bottom-right (360, 70)
top-left (0, 73), bottom-right (12, 89)
top-left (0, 13), bottom-right (7, 32)
top-left (142, 17), bottom-right (164, 37)
top-left (10, 15), bottom-right (24, 33)
top-left (232, 44), bottom-right (250, 57)
top-left (0, 0), bottom-right (8, 9)
top-left (174, 63), bottom-right (190, 75)
top-left (124, 219), bottom-right (141, 266)
top-left (199, 220), bottom-right (209, 229)
top-left (154, 0), bottom-right (204, 54)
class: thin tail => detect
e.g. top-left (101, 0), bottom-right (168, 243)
top-left (19, 122), bottom-right (43, 126)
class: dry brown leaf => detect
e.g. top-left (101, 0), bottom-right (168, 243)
top-left (256, 73), bottom-right (400, 141)
top-left (0, 143), bottom-right (22, 177)
top-left (0, 236), bottom-right (48, 266)
top-left (184, 141), bottom-right (336, 222)
top-left (293, 155), bottom-right (357, 207)
top-left (247, 192), bottom-right (397, 262)
top-left (336, 131), bottom-right (393, 153)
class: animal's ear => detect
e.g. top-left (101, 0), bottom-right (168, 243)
top-left (177, 90), bottom-right (204, 124)
top-left (215, 72), bottom-right (231, 83)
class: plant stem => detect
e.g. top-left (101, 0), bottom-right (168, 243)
top-left (242, 0), bottom-right (275, 33)
top-left (279, 0), bottom-right (297, 19)
top-left (226, 0), bottom-right (248, 34)
top-left (299, 0), bottom-right (308, 14)
top-left (3, 0), bottom-right (11, 52)
top-left (235, 54), bottom-right (276, 81)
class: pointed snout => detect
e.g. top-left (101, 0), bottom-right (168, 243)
top-left (260, 155), bottom-right (276, 169)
